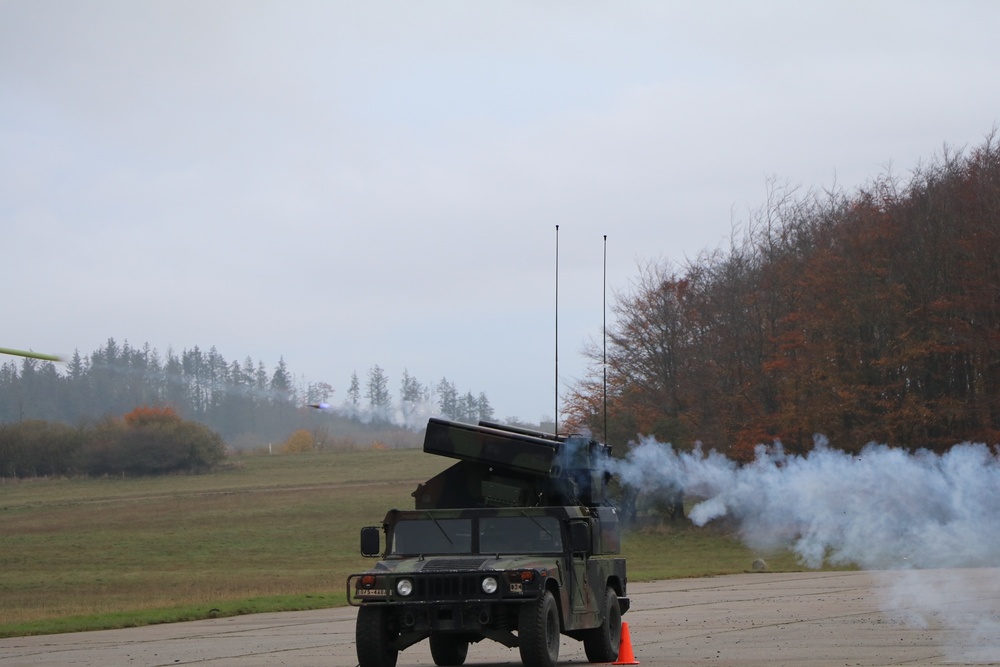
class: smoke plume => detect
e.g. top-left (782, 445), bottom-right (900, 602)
top-left (611, 437), bottom-right (1000, 660)
top-left (325, 399), bottom-right (440, 431)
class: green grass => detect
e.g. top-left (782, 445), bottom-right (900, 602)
top-left (623, 523), bottom-right (812, 580)
top-left (0, 446), bottom-right (830, 638)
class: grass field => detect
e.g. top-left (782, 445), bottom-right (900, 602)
top-left (0, 446), bottom-right (820, 638)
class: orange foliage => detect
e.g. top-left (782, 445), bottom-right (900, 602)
top-left (280, 429), bottom-right (315, 453)
top-left (566, 135), bottom-right (1000, 459)
top-left (123, 405), bottom-right (181, 427)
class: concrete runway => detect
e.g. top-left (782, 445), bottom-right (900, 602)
top-left (3, 570), bottom-right (1000, 666)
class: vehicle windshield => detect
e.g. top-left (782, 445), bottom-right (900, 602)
top-left (390, 515), bottom-right (564, 555)
top-left (392, 518), bottom-right (472, 555)
top-left (480, 516), bottom-right (563, 554)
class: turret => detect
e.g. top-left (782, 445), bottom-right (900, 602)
top-left (412, 418), bottom-right (613, 510)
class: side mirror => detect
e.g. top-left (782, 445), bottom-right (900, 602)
top-left (569, 521), bottom-right (591, 554)
top-left (360, 526), bottom-right (381, 557)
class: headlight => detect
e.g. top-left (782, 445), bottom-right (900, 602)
top-left (481, 576), bottom-right (498, 594)
top-left (396, 578), bottom-right (413, 596)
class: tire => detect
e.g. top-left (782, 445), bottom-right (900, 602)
top-left (356, 605), bottom-right (399, 667)
top-left (519, 590), bottom-right (561, 667)
top-left (583, 587), bottom-right (622, 663)
top-left (429, 634), bottom-right (470, 666)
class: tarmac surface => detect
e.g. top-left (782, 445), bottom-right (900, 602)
top-left (3, 570), bottom-right (1000, 666)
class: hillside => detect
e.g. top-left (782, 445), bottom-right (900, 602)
top-left (569, 135), bottom-right (1000, 458)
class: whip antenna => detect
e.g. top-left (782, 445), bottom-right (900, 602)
top-left (554, 224), bottom-right (560, 437)
top-left (603, 234), bottom-right (608, 443)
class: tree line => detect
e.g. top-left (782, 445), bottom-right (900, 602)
top-left (0, 339), bottom-right (495, 447)
top-left (567, 133), bottom-right (1000, 460)
top-left (342, 365), bottom-right (494, 426)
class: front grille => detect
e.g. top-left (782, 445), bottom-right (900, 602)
top-left (413, 573), bottom-right (485, 601)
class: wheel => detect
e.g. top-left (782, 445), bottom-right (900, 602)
top-left (429, 634), bottom-right (470, 666)
top-left (356, 605), bottom-right (399, 667)
top-left (583, 587), bottom-right (622, 663)
top-left (519, 590), bottom-right (560, 667)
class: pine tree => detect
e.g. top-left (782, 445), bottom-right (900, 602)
top-left (400, 369), bottom-right (425, 403)
top-left (437, 377), bottom-right (457, 418)
top-left (348, 371), bottom-right (361, 407)
top-left (366, 365), bottom-right (391, 410)
top-left (477, 392), bottom-right (495, 422)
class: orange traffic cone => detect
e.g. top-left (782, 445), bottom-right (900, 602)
top-left (613, 621), bottom-right (639, 665)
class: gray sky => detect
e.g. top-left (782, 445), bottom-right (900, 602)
top-left (3, 1), bottom-right (998, 423)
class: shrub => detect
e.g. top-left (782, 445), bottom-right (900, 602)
top-left (0, 420), bottom-right (83, 478)
top-left (2, 408), bottom-right (226, 478)
top-left (79, 409), bottom-right (225, 476)
top-left (280, 429), bottom-right (315, 454)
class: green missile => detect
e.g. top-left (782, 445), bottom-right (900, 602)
top-left (0, 347), bottom-right (64, 362)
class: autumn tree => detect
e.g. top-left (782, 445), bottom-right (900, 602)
top-left (281, 429), bottom-right (315, 453)
top-left (69, 406), bottom-right (227, 475)
top-left (567, 133), bottom-right (1000, 458)
top-left (123, 405), bottom-right (181, 427)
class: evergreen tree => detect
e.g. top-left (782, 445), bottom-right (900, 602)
top-left (255, 361), bottom-right (269, 390)
top-left (163, 350), bottom-right (186, 412)
top-left (65, 350), bottom-right (90, 422)
top-left (270, 357), bottom-right (292, 394)
top-left (477, 392), bottom-right (495, 422)
top-left (366, 365), bottom-right (391, 411)
top-left (206, 346), bottom-right (227, 412)
top-left (348, 371), bottom-right (361, 407)
top-left (437, 378), bottom-right (458, 418)
top-left (459, 391), bottom-right (477, 422)
top-left (400, 369), bottom-right (425, 403)
top-left (242, 356), bottom-right (256, 389)
top-left (182, 346), bottom-right (207, 415)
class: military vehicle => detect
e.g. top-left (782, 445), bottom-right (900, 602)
top-left (348, 417), bottom-right (629, 667)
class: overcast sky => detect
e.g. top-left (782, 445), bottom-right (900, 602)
top-left (3, 1), bottom-right (998, 423)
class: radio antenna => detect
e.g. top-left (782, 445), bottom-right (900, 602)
top-left (554, 224), bottom-right (560, 437)
top-left (603, 234), bottom-right (608, 443)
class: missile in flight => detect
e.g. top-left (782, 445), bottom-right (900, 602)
top-left (0, 346), bottom-right (63, 362)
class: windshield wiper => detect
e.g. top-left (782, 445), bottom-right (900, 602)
top-left (425, 512), bottom-right (454, 545)
top-left (519, 510), bottom-right (555, 539)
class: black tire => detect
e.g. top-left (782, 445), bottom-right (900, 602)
top-left (429, 634), bottom-right (470, 666)
top-left (356, 605), bottom-right (399, 667)
top-left (583, 587), bottom-right (622, 663)
top-left (519, 590), bottom-right (561, 667)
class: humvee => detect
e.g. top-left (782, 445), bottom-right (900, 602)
top-left (348, 418), bottom-right (629, 667)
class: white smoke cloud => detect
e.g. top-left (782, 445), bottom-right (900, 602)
top-left (322, 398), bottom-right (442, 431)
top-left (881, 568), bottom-right (1000, 662)
top-left (610, 437), bottom-right (1000, 660)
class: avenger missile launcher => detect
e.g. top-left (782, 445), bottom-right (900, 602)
top-left (414, 418), bottom-right (613, 510)
top-left (348, 418), bottom-right (628, 667)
